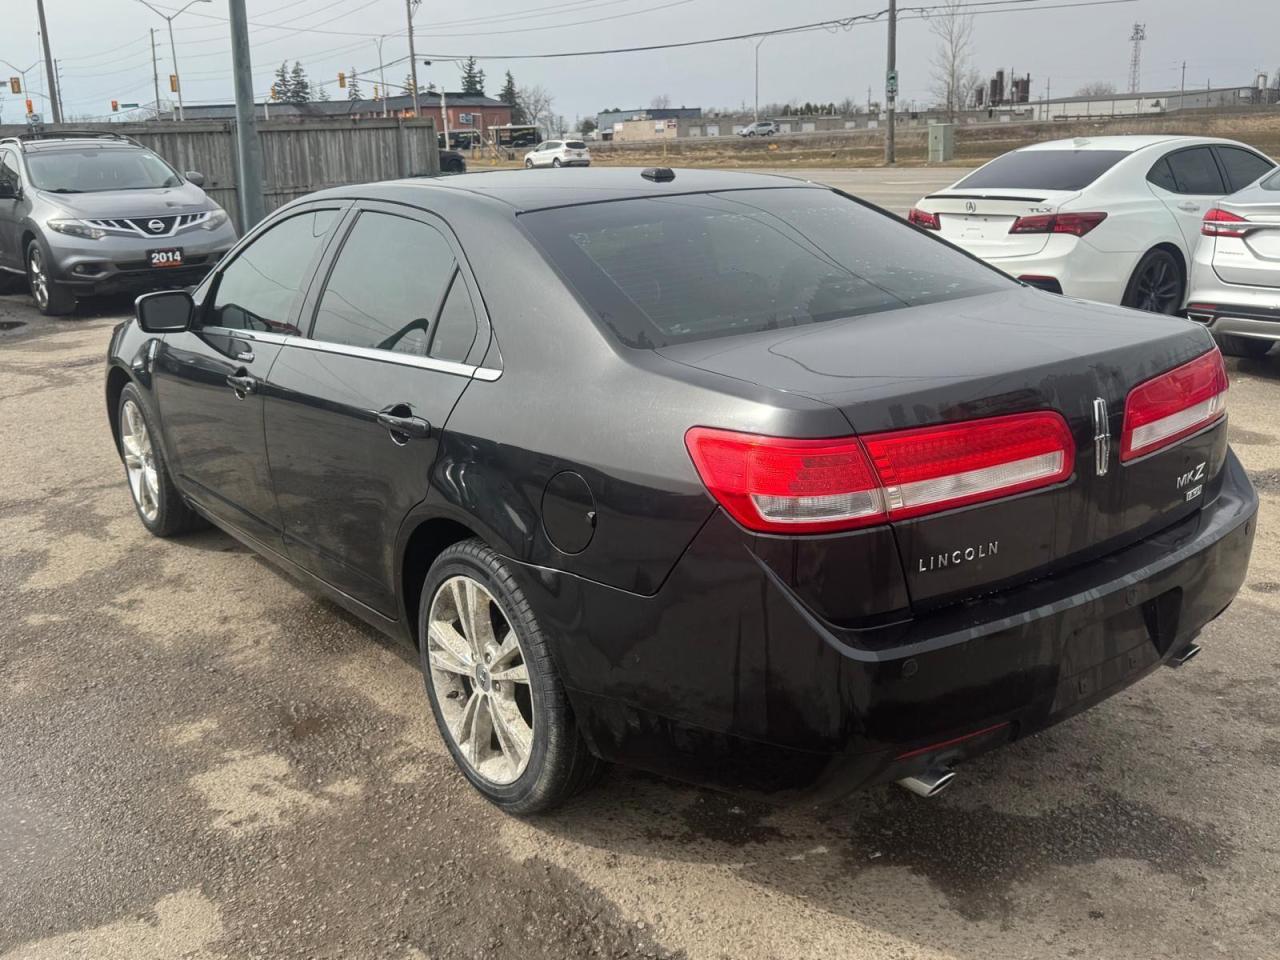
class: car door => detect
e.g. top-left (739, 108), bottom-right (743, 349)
top-left (0, 147), bottom-right (23, 271)
top-left (262, 202), bottom-right (489, 615)
top-left (1149, 145), bottom-right (1228, 253)
top-left (152, 203), bottom-right (346, 549)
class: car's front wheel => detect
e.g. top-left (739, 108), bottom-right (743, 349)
top-left (26, 239), bottom-right (76, 316)
top-left (117, 383), bottom-right (206, 536)
top-left (524, 158), bottom-right (534, 168)
top-left (419, 539), bottom-right (601, 814)
top-left (1217, 334), bottom-right (1273, 359)
top-left (552, 157), bottom-right (562, 167)
top-left (1122, 248), bottom-right (1183, 314)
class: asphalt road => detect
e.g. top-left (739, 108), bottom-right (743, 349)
top-left (4, 170), bottom-right (1280, 960)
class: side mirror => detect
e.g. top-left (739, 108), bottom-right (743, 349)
top-left (185, 171), bottom-right (205, 187)
top-left (0, 180), bottom-right (18, 200)
top-left (136, 289), bottom-right (194, 333)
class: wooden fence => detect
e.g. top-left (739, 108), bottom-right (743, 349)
top-left (0, 118), bottom-right (440, 230)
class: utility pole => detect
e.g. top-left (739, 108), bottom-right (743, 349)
top-left (53, 59), bottom-right (65, 120)
top-left (35, 0), bottom-right (62, 123)
top-left (884, 0), bottom-right (896, 164)
top-left (150, 29), bottom-right (161, 119)
top-left (405, 0), bottom-right (421, 117)
top-left (753, 37), bottom-right (766, 123)
top-left (134, 0), bottom-right (210, 122)
top-left (374, 37), bottom-right (388, 118)
top-left (228, 0), bottom-right (266, 229)
top-left (1179, 60), bottom-right (1186, 111)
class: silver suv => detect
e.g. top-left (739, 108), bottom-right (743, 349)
top-left (0, 132), bottom-right (238, 315)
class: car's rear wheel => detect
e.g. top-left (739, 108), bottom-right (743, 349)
top-left (26, 239), bottom-right (75, 316)
top-left (1121, 248), bottom-right (1183, 315)
top-left (117, 383), bottom-right (206, 536)
top-left (419, 539), bottom-right (602, 814)
top-left (1216, 334), bottom-right (1273, 359)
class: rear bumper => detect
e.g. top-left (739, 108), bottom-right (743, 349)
top-left (971, 236), bottom-right (1136, 306)
top-left (514, 449), bottom-right (1257, 798)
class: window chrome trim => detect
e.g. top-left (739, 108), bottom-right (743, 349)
top-left (198, 325), bottom-right (293, 345)
top-left (285, 336), bottom-right (502, 380)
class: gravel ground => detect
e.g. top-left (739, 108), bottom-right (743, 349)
top-left (3, 171), bottom-right (1280, 959)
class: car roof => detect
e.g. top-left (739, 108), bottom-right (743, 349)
top-left (317, 167), bottom-right (820, 213)
top-left (1018, 135), bottom-right (1228, 153)
top-left (22, 138), bottom-right (141, 153)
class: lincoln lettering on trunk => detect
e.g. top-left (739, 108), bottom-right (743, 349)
top-left (918, 541), bottom-right (1000, 573)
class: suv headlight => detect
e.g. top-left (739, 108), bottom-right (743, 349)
top-left (200, 209), bottom-right (230, 231)
top-left (47, 219), bottom-right (106, 241)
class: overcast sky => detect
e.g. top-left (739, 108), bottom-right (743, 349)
top-left (1, 0), bottom-right (1274, 125)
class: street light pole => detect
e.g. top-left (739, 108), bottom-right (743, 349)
top-left (134, 0), bottom-right (211, 122)
top-left (150, 29), bottom-right (161, 118)
top-left (374, 37), bottom-right (388, 118)
top-left (753, 37), bottom-right (765, 123)
top-left (405, 0), bottom-right (421, 117)
top-left (228, 0), bottom-right (266, 229)
top-left (35, 0), bottom-right (62, 122)
top-left (885, 0), bottom-right (897, 165)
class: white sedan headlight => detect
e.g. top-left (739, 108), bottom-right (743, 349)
top-left (46, 219), bottom-right (106, 241)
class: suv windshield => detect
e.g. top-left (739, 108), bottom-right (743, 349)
top-left (522, 187), bottom-right (1007, 348)
top-left (955, 149), bottom-right (1129, 191)
top-left (27, 147), bottom-right (182, 193)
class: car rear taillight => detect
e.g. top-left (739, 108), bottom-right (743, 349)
top-left (1008, 212), bottom-right (1108, 236)
top-left (685, 412), bottom-right (1075, 534)
top-left (908, 207), bottom-right (941, 230)
top-left (1201, 207), bottom-right (1249, 238)
top-left (1120, 349), bottom-right (1228, 463)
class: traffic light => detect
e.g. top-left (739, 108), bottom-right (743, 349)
top-left (111, 100), bottom-right (119, 112)
top-left (9, 77), bottom-right (20, 94)
top-left (270, 84), bottom-right (277, 100)
top-left (169, 74), bottom-right (179, 92)
top-left (373, 84), bottom-right (379, 99)
top-left (25, 99), bottom-right (33, 115)
top-left (337, 71), bottom-right (346, 89)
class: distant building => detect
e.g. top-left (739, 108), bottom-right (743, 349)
top-left (1014, 85), bottom-right (1269, 121)
top-left (180, 92), bottom-right (511, 131)
top-left (597, 106), bottom-right (701, 140)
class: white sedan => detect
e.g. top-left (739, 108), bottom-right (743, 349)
top-left (909, 135), bottom-right (1275, 313)
top-left (523, 139), bottom-right (591, 168)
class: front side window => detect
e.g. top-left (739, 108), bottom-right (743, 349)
top-left (523, 187), bottom-right (1007, 348)
top-left (954, 149), bottom-right (1128, 191)
top-left (26, 147), bottom-right (181, 193)
top-left (310, 211), bottom-right (469, 359)
top-left (0, 150), bottom-right (19, 189)
top-left (1163, 148), bottom-right (1226, 195)
top-left (208, 209), bottom-right (338, 332)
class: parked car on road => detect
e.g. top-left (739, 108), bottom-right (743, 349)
top-left (909, 136), bottom-right (1275, 313)
top-left (0, 132), bottom-right (238, 316)
top-left (106, 168), bottom-right (1255, 814)
top-left (524, 139), bottom-right (591, 168)
top-left (439, 149), bottom-right (467, 174)
top-left (1188, 166), bottom-right (1280, 357)
top-left (739, 121), bottom-right (778, 137)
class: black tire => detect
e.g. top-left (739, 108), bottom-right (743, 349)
top-left (551, 157), bottom-right (562, 168)
top-left (117, 383), bottom-right (207, 537)
top-left (1217, 334), bottom-right (1272, 359)
top-left (26, 238), bottom-right (76, 316)
top-left (525, 158), bottom-right (534, 168)
top-left (419, 539), bottom-right (602, 814)
top-left (1121, 248), bottom-right (1184, 315)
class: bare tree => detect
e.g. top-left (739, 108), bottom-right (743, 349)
top-left (928, 0), bottom-right (977, 121)
top-left (517, 85), bottom-right (556, 137)
top-left (1075, 81), bottom-right (1117, 97)
top-left (650, 94), bottom-right (671, 109)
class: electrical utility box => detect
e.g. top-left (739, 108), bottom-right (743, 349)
top-left (928, 123), bottom-right (955, 162)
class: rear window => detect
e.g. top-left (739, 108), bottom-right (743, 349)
top-left (954, 149), bottom-right (1129, 191)
top-left (565, 141), bottom-right (587, 150)
top-left (1263, 169), bottom-right (1280, 191)
top-left (522, 188), bottom-right (1007, 348)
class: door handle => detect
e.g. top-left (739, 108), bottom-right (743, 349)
top-left (1178, 201), bottom-right (1200, 212)
top-left (376, 411), bottom-right (432, 442)
top-left (226, 372), bottom-right (257, 397)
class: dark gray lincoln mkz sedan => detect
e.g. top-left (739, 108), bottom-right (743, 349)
top-left (106, 168), bottom-right (1255, 813)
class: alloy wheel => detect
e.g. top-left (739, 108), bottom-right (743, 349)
top-left (28, 247), bottom-right (48, 310)
top-left (426, 575), bottom-right (535, 785)
top-left (120, 399), bottom-right (161, 522)
top-left (1133, 255), bottom-right (1181, 313)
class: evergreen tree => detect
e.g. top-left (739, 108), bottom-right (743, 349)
top-left (402, 74), bottom-right (424, 95)
top-left (316, 83), bottom-right (330, 102)
top-left (460, 56), bottom-right (485, 96)
top-left (287, 61), bottom-right (310, 103)
top-left (347, 68), bottom-right (362, 101)
top-left (499, 70), bottom-right (525, 124)
top-left (273, 60), bottom-right (290, 101)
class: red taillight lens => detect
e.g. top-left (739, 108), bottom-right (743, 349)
top-left (1120, 349), bottom-right (1228, 463)
top-left (908, 207), bottom-right (941, 230)
top-left (685, 412), bottom-right (1075, 534)
top-left (1008, 212), bottom-right (1108, 236)
top-left (1201, 207), bottom-right (1249, 238)
top-left (862, 412), bottom-right (1075, 520)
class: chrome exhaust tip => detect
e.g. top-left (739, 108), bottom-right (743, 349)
top-left (1169, 642), bottom-right (1202, 668)
top-left (896, 768), bottom-right (956, 798)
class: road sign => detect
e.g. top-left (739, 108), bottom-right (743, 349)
top-left (886, 69), bottom-right (899, 97)
top-left (120, 102), bottom-right (139, 109)
top-left (458, 112), bottom-right (474, 124)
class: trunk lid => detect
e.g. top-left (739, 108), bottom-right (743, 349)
top-left (1211, 193), bottom-right (1280, 289)
top-left (924, 189), bottom-right (1080, 259)
top-left (658, 287), bottom-right (1227, 608)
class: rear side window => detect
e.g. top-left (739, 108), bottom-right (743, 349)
top-left (1216, 147), bottom-right (1274, 192)
top-left (522, 188), bottom-right (1007, 349)
top-left (310, 210), bottom-right (473, 360)
top-left (208, 209), bottom-right (338, 332)
top-left (954, 150), bottom-right (1128, 191)
top-left (1162, 148), bottom-right (1226, 194)
top-left (1262, 169), bottom-right (1280, 191)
